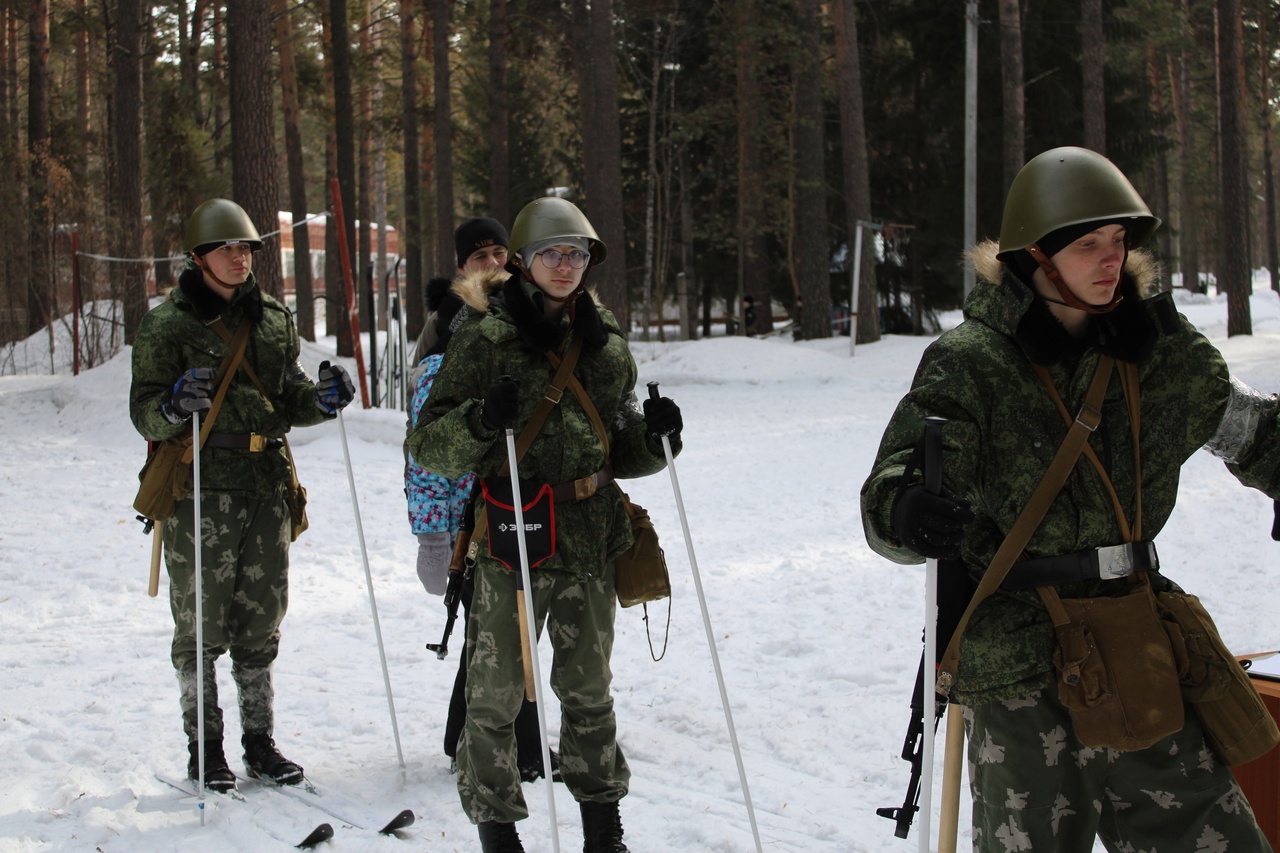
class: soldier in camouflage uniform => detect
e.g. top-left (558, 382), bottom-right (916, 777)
top-left (862, 148), bottom-right (1276, 851)
top-left (130, 199), bottom-right (355, 793)
top-left (407, 197), bottom-right (682, 853)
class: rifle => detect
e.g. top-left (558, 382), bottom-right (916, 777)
top-left (878, 557), bottom-right (973, 840)
top-left (425, 491), bottom-right (476, 660)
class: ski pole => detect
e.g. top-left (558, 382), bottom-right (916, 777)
top-left (919, 415), bottom-right (946, 853)
top-left (647, 382), bottom-right (763, 853)
top-left (192, 410), bottom-right (207, 823)
top-left (504, 427), bottom-right (560, 853)
top-left (328, 370), bottom-right (405, 769)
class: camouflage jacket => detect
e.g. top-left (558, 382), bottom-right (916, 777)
top-left (130, 268), bottom-right (327, 496)
top-left (406, 274), bottom-right (677, 577)
top-left (862, 242), bottom-right (1280, 705)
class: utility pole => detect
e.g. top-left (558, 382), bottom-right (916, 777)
top-left (964, 0), bottom-right (978, 298)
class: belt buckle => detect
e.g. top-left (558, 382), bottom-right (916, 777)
top-left (248, 434), bottom-right (267, 452)
top-left (1096, 543), bottom-right (1135, 580)
top-left (574, 473), bottom-right (599, 501)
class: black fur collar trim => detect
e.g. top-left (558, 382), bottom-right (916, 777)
top-left (1010, 269), bottom-right (1158, 366)
top-left (177, 267), bottom-right (263, 323)
top-left (501, 275), bottom-right (608, 352)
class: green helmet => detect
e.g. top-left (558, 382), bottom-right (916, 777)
top-left (509, 197), bottom-right (607, 267)
top-left (183, 198), bottom-right (264, 254)
top-left (997, 147), bottom-right (1161, 258)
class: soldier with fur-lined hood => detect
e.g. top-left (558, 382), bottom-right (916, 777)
top-left (405, 217), bottom-right (557, 786)
top-left (408, 197), bottom-right (683, 853)
top-left (862, 148), bottom-right (1276, 850)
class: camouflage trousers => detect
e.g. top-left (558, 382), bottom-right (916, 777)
top-left (966, 688), bottom-right (1270, 852)
top-left (164, 488), bottom-right (291, 741)
top-left (456, 557), bottom-right (630, 824)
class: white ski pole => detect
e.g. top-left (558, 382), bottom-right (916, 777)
top-left (646, 382), bottom-right (763, 853)
top-left (192, 410), bottom-right (207, 823)
top-left (327, 363), bottom-right (405, 769)
top-left (503, 427), bottom-right (561, 853)
top-left (919, 415), bottom-right (946, 853)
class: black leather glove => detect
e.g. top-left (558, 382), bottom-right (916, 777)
top-left (480, 376), bottom-right (520, 431)
top-left (643, 395), bottom-right (682, 439)
top-left (890, 483), bottom-right (975, 560)
top-left (316, 361), bottom-right (356, 414)
top-left (160, 367), bottom-right (216, 424)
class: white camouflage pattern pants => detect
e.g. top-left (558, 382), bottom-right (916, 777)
top-left (965, 689), bottom-right (1270, 852)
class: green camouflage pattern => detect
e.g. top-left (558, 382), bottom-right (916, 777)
top-left (166, 488), bottom-right (291, 739)
top-left (965, 690), bottom-right (1268, 851)
top-left (406, 292), bottom-right (676, 577)
top-left (130, 275), bottom-right (327, 498)
top-left (861, 261), bottom-right (1280, 706)
top-left (456, 559), bottom-right (630, 823)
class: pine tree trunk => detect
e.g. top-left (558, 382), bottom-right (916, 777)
top-left (330, 0), bottom-right (357, 356)
top-left (1081, 0), bottom-right (1106, 154)
top-left (1217, 0), bottom-right (1251, 335)
top-left (998, 0), bottom-right (1025, 192)
top-left (576, 0), bottom-right (629, 327)
top-left (792, 0), bottom-right (825, 340)
top-left (834, 0), bottom-right (878, 345)
top-left (274, 0), bottom-right (314, 340)
top-left (227, 0), bottom-right (283, 301)
top-left (735, 0), bottom-right (769, 337)
top-left (27, 0), bottom-right (52, 341)
top-left (432, 0), bottom-right (453, 276)
top-left (401, 0), bottom-right (424, 340)
top-left (488, 0), bottom-right (510, 226)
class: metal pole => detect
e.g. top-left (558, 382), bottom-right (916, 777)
top-left (919, 416), bottom-right (946, 853)
top-left (335, 404), bottom-right (405, 767)
top-left (504, 429), bottom-right (561, 853)
top-left (647, 382), bottom-right (763, 853)
top-left (192, 411), bottom-right (207, 824)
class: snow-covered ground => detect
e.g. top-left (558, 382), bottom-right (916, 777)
top-left (3, 284), bottom-right (1280, 852)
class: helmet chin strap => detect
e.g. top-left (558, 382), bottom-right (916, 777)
top-left (193, 252), bottom-right (247, 291)
top-left (1025, 243), bottom-right (1124, 315)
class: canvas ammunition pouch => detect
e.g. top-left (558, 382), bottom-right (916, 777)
top-left (1158, 590), bottom-right (1280, 766)
top-left (1039, 572), bottom-right (1185, 751)
top-left (614, 489), bottom-right (671, 609)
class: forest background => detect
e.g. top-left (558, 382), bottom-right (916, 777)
top-left (1, 0), bottom-right (1277, 372)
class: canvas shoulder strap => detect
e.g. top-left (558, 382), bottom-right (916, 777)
top-left (935, 354), bottom-right (1115, 698)
top-left (181, 319), bottom-right (252, 464)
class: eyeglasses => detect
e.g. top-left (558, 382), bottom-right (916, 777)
top-left (537, 249), bottom-right (590, 270)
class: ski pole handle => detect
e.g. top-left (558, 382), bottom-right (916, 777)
top-left (647, 380), bottom-right (660, 402)
top-left (923, 416), bottom-right (946, 496)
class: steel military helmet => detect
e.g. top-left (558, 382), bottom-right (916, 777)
top-left (508, 197), bottom-right (607, 268)
top-left (996, 147), bottom-right (1161, 259)
top-left (183, 198), bottom-right (265, 255)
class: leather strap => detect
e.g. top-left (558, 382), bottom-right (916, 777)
top-left (551, 465), bottom-right (614, 502)
top-left (180, 319), bottom-right (252, 464)
top-left (936, 355), bottom-right (1115, 698)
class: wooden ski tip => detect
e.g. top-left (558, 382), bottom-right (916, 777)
top-left (296, 822), bottom-right (334, 848)
top-left (379, 808), bottom-right (416, 834)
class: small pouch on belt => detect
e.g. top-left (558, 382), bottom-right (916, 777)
top-left (481, 477), bottom-right (556, 571)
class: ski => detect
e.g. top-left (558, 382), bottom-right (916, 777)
top-left (295, 822), bottom-right (334, 848)
top-left (155, 773), bottom-right (333, 849)
top-left (235, 772), bottom-right (416, 836)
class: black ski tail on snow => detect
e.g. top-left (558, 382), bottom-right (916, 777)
top-left (295, 822), bottom-right (334, 848)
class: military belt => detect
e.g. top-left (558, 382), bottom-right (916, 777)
top-left (551, 465), bottom-right (614, 502)
top-left (203, 432), bottom-right (283, 452)
top-left (1000, 540), bottom-right (1159, 591)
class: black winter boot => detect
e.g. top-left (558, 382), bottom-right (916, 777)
top-left (186, 739), bottom-right (237, 793)
top-left (242, 730), bottom-right (304, 785)
top-left (477, 821), bottom-right (525, 853)
top-left (580, 800), bottom-right (629, 853)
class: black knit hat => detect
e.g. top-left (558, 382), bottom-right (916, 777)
top-left (426, 276), bottom-right (452, 313)
top-left (454, 217), bottom-right (509, 269)
top-left (1006, 218), bottom-right (1130, 288)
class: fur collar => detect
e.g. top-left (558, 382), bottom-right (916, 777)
top-left (967, 240), bottom-right (1159, 365)
top-left (177, 266), bottom-right (263, 323)
top-left (456, 267), bottom-right (608, 353)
